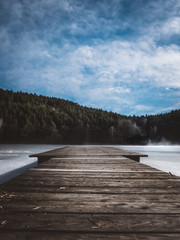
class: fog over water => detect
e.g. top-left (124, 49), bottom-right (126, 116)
top-left (0, 144), bottom-right (180, 183)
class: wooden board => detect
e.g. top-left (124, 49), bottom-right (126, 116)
top-left (1, 232), bottom-right (180, 240)
top-left (1, 213), bottom-right (180, 232)
top-left (0, 146), bottom-right (180, 239)
top-left (30, 146), bottom-right (148, 163)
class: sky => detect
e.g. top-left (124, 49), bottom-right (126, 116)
top-left (0, 0), bottom-right (180, 116)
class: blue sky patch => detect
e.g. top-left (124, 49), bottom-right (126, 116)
top-left (0, 0), bottom-right (180, 115)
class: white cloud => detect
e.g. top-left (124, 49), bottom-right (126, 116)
top-left (69, 40), bottom-right (180, 89)
top-left (1, 0), bottom-right (180, 115)
top-left (3, 35), bottom-right (180, 114)
top-left (133, 105), bottom-right (153, 112)
top-left (162, 17), bottom-right (180, 35)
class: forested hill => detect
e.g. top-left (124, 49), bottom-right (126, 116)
top-left (0, 88), bottom-right (180, 144)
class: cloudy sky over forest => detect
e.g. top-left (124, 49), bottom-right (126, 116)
top-left (0, 0), bottom-right (180, 115)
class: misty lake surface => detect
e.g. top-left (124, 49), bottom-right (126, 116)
top-left (0, 144), bottom-right (180, 183)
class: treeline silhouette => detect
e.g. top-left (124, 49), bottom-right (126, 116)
top-left (0, 89), bottom-right (179, 144)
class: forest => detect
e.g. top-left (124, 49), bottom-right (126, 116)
top-left (0, 88), bottom-right (180, 144)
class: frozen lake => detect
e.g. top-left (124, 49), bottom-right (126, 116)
top-left (0, 144), bottom-right (180, 183)
top-left (116, 145), bottom-right (180, 176)
top-left (0, 144), bottom-right (64, 183)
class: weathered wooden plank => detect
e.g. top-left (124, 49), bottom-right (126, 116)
top-left (46, 158), bottom-right (139, 164)
top-left (13, 172), bottom-right (174, 180)
top-left (17, 168), bottom-right (175, 177)
top-left (35, 166), bottom-right (155, 171)
top-left (2, 192), bottom-right (180, 203)
top-left (1, 191), bottom-right (180, 214)
top-left (1, 213), bottom-right (180, 232)
top-left (1, 232), bottom-right (180, 240)
top-left (35, 163), bottom-right (157, 170)
top-left (2, 201), bottom-right (180, 214)
top-left (3, 178), bottom-right (179, 188)
top-left (1, 185), bottom-right (179, 194)
top-left (40, 159), bottom-right (152, 168)
top-left (36, 155), bottom-right (145, 159)
top-left (32, 169), bottom-right (161, 173)
top-left (1, 190), bottom-right (180, 214)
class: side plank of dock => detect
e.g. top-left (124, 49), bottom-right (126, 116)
top-left (0, 146), bottom-right (180, 240)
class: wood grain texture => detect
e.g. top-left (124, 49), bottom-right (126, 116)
top-left (1, 233), bottom-right (180, 240)
top-left (1, 213), bottom-right (180, 232)
top-left (0, 146), bottom-right (180, 239)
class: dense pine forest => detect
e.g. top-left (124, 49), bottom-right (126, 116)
top-left (0, 88), bottom-right (179, 144)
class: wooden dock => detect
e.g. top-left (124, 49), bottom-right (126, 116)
top-left (0, 146), bottom-right (180, 239)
